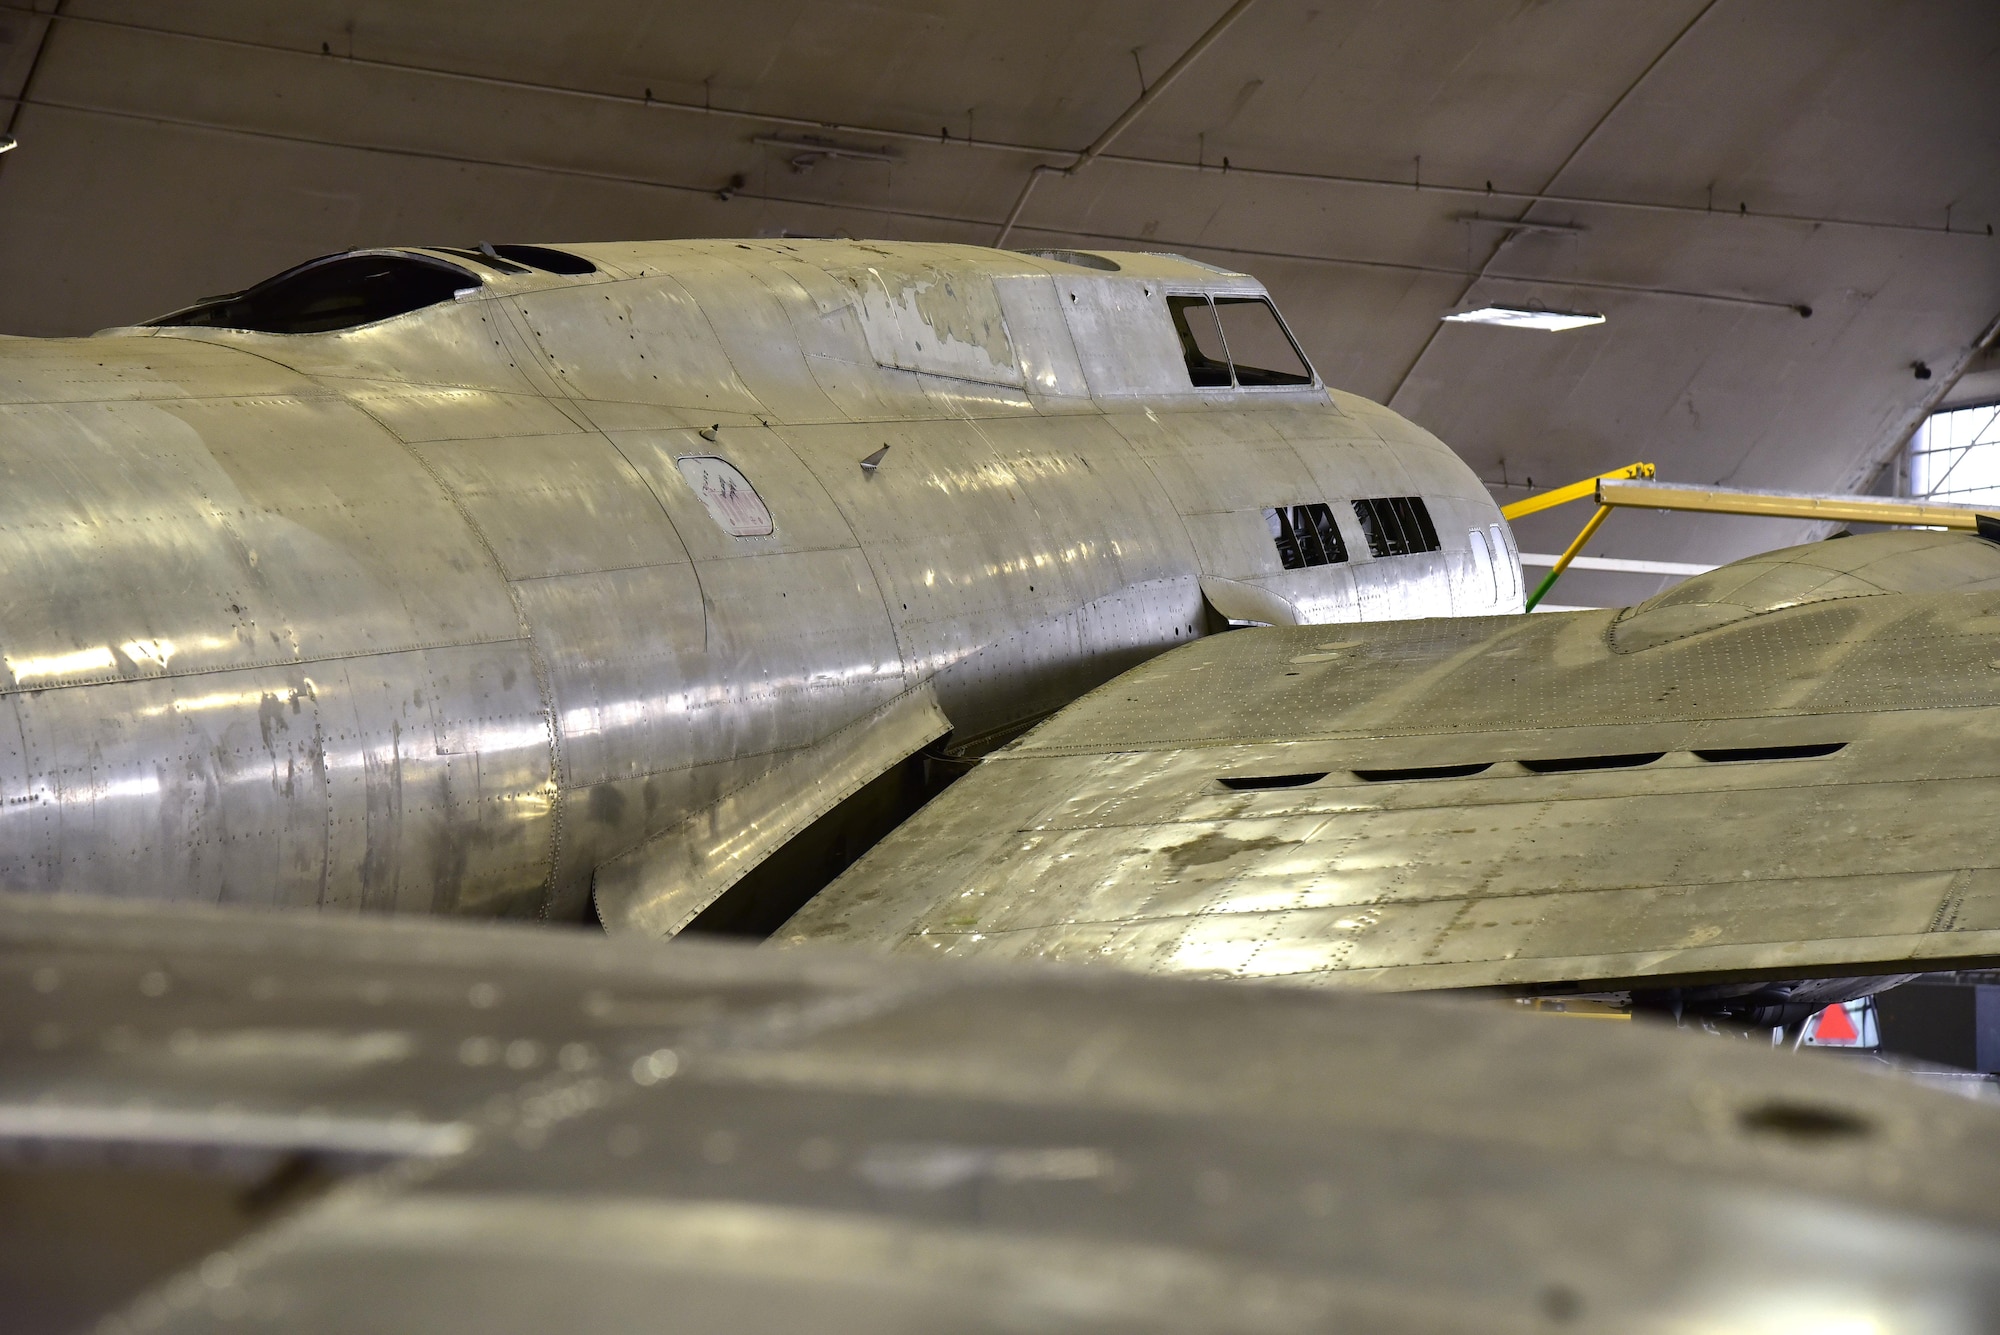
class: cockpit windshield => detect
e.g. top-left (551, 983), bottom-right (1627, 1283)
top-left (1165, 292), bottom-right (1316, 389)
top-left (148, 252), bottom-right (478, 334)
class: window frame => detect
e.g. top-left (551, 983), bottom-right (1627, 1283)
top-left (1162, 289), bottom-right (1319, 393)
top-left (1909, 400), bottom-right (2000, 506)
top-left (1164, 293), bottom-right (1234, 389)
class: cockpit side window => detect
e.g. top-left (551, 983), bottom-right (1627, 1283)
top-left (1213, 297), bottom-right (1314, 386)
top-left (148, 252), bottom-right (479, 334)
top-left (1166, 294), bottom-right (1233, 388)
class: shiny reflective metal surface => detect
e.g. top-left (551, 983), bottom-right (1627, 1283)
top-left (0, 241), bottom-right (1510, 926)
top-left (4, 891), bottom-right (2000, 1334)
top-left (788, 530), bottom-right (2000, 997)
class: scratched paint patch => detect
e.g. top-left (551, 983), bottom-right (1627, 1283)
top-left (677, 456), bottom-right (774, 537)
top-left (831, 264), bottom-right (1025, 388)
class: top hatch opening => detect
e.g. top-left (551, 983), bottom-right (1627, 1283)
top-left (148, 251), bottom-right (479, 334)
top-left (490, 244), bottom-right (597, 275)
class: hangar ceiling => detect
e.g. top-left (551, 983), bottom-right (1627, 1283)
top-left (1, 0), bottom-right (1995, 603)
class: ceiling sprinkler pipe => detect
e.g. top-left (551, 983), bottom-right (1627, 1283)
top-left (994, 0), bottom-right (1259, 246)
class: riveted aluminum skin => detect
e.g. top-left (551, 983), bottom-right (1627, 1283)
top-left (785, 530), bottom-right (2000, 993)
top-left (7, 891), bottom-right (2000, 1333)
top-left (0, 242), bottom-right (1511, 923)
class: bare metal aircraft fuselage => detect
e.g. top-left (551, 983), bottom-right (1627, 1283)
top-left (0, 241), bottom-right (1514, 925)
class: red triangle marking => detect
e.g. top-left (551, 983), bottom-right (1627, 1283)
top-left (1814, 1003), bottom-right (1859, 1043)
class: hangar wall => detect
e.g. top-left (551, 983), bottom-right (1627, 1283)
top-left (0, 0), bottom-right (1996, 602)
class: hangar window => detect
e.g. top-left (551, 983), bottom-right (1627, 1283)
top-left (1265, 503), bottom-right (1349, 569)
top-left (1213, 297), bottom-right (1314, 386)
top-left (148, 252), bottom-right (478, 334)
top-left (1166, 295), bottom-right (1232, 387)
top-left (1909, 402), bottom-right (2000, 506)
top-left (1352, 497), bottom-right (1441, 557)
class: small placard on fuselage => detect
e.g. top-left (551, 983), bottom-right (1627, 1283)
top-left (677, 456), bottom-right (774, 537)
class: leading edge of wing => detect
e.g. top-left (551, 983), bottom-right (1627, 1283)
top-left (595, 683), bottom-right (951, 938)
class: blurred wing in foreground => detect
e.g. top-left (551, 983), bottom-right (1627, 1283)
top-left (7, 891), bottom-right (2000, 1331)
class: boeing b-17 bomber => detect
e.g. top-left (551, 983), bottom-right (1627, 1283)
top-left (4, 238), bottom-right (2000, 1329)
top-left (0, 239), bottom-right (1502, 929)
top-left (6, 235), bottom-right (1993, 1016)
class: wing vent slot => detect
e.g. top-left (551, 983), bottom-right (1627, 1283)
top-left (1339, 745), bottom-right (1844, 782)
top-left (1693, 742), bottom-right (1847, 763)
top-left (1352, 763), bottom-right (1493, 782)
top-left (1218, 772), bottom-right (1329, 790)
top-left (1519, 753), bottom-right (1665, 774)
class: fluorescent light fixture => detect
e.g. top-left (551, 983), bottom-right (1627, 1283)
top-left (1443, 305), bottom-right (1604, 332)
top-left (0, 135), bottom-right (15, 155)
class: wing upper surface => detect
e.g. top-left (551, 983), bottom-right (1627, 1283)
top-left (784, 532), bottom-right (2000, 993)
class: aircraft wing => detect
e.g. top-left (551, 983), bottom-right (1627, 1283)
top-left (593, 683), bottom-right (953, 936)
top-left (782, 530), bottom-right (2000, 998)
top-left (7, 890), bottom-right (2000, 1331)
